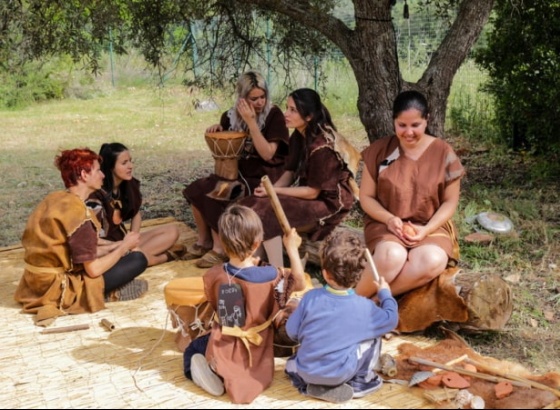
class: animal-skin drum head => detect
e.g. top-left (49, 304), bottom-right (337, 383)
top-left (476, 212), bottom-right (513, 234)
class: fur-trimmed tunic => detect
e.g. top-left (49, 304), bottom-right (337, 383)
top-left (86, 177), bottom-right (142, 241)
top-left (240, 126), bottom-right (357, 241)
top-left (14, 191), bottom-right (105, 322)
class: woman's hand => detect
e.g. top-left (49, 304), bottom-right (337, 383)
top-left (386, 215), bottom-right (403, 238)
top-left (253, 183), bottom-right (268, 197)
top-left (206, 124), bottom-right (223, 133)
top-left (402, 222), bottom-right (428, 245)
top-left (236, 98), bottom-right (256, 124)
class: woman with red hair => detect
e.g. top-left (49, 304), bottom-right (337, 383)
top-left (14, 148), bottom-right (149, 325)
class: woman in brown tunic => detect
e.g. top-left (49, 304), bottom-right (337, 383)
top-left (356, 90), bottom-right (465, 297)
top-left (182, 70), bottom-right (289, 268)
top-left (14, 148), bottom-right (148, 325)
top-left (239, 88), bottom-right (358, 267)
top-left (87, 142), bottom-right (181, 267)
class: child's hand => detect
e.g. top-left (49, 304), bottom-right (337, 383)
top-left (282, 227), bottom-right (302, 252)
top-left (378, 276), bottom-right (391, 292)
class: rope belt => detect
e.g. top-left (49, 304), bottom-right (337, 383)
top-left (221, 318), bottom-right (273, 367)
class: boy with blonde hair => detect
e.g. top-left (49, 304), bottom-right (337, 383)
top-left (183, 204), bottom-right (305, 404)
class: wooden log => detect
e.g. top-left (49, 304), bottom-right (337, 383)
top-left (298, 224), bottom-right (513, 332)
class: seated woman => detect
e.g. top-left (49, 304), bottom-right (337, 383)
top-left (182, 70), bottom-right (290, 268)
top-left (14, 148), bottom-right (149, 325)
top-left (239, 88), bottom-right (359, 267)
top-left (356, 90), bottom-right (465, 298)
top-left (87, 142), bottom-right (181, 267)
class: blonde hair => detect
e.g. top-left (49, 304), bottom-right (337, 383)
top-left (219, 204), bottom-right (263, 260)
top-left (226, 70), bottom-right (272, 132)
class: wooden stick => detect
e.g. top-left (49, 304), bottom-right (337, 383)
top-left (41, 324), bottom-right (90, 334)
top-left (465, 358), bottom-right (560, 398)
top-left (364, 247), bottom-right (380, 282)
top-left (408, 356), bottom-right (530, 388)
top-left (261, 175), bottom-right (291, 235)
top-left (433, 354), bottom-right (469, 374)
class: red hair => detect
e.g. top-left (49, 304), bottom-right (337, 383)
top-left (54, 148), bottom-right (101, 188)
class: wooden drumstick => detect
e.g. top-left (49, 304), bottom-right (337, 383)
top-left (364, 247), bottom-right (381, 282)
top-left (261, 175), bottom-right (291, 235)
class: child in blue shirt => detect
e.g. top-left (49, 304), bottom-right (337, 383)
top-left (285, 230), bottom-right (398, 403)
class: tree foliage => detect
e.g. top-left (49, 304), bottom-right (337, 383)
top-left (475, 0), bottom-right (560, 154)
top-left (2, 0), bottom-right (494, 142)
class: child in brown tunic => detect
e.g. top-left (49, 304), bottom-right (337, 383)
top-left (183, 204), bottom-right (306, 404)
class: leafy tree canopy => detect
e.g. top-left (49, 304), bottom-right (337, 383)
top-left (1, 0), bottom-right (493, 142)
top-left (475, 0), bottom-right (560, 154)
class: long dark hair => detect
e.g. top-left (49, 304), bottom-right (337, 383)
top-left (289, 88), bottom-right (336, 139)
top-left (99, 142), bottom-right (128, 194)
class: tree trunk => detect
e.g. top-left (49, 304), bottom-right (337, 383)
top-left (249, 0), bottom-right (495, 143)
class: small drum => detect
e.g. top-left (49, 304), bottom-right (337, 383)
top-left (204, 131), bottom-right (247, 181)
top-left (204, 131), bottom-right (248, 201)
top-left (164, 277), bottom-right (215, 352)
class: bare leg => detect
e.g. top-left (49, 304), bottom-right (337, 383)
top-left (263, 235), bottom-right (284, 268)
top-left (192, 206), bottom-right (213, 248)
top-left (355, 241), bottom-right (407, 298)
top-left (139, 224), bottom-right (180, 266)
top-left (389, 245), bottom-right (448, 296)
top-left (210, 229), bottom-right (225, 255)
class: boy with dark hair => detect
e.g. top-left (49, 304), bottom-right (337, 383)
top-left (284, 230), bottom-right (398, 403)
top-left (183, 204), bottom-right (306, 404)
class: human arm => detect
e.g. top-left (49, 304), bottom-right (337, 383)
top-left (236, 98), bottom-right (279, 161)
top-left (129, 211), bottom-right (142, 233)
top-left (404, 178), bottom-right (461, 242)
top-left (253, 170), bottom-right (296, 196)
top-left (283, 227), bottom-right (306, 292)
top-left (96, 237), bottom-right (121, 257)
top-left (83, 231), bottom-right (141, 278)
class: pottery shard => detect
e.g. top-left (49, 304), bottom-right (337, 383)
top-left (464, 232), bottom-right (494, 244)
top-left (441, 371), bottom-right (471, 389)
top-left (418, 374), bottom-right (443, 390)
top-left (495, 381), bottom-right (513, 399)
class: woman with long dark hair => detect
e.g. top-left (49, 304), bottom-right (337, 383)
top-left (88, 142), bottom-right (181, 267)
top-left (240, 88), bottom-right (359, 267)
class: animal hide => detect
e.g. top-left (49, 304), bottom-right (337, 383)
top-left (397, 266), bottom-right (469, 333)
top-left (395, 338), bottom-right (560, 409)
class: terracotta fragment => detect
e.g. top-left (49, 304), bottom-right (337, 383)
top-left (494, 381), bottom-right (513, 399)
top-left (441, 371), bottom-right (471, 389)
